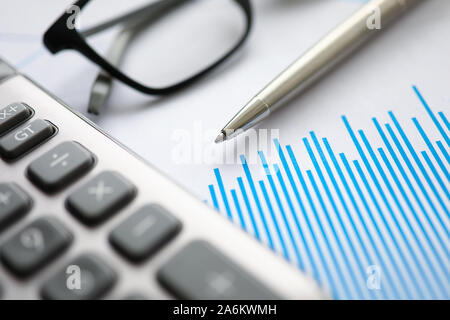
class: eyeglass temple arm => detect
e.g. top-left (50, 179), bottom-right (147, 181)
top-left (87, 23), bottom-right (135, 114)
top-left (80, 0), bottom-right (188, 38)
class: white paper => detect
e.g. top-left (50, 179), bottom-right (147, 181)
top-left (1, 0), bottom-right (449, 299)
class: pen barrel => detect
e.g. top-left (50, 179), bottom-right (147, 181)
top-left (259, 0), bottom-right (421, 110)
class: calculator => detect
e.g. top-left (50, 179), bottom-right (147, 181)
top-left (0, 58), bottom-right (324, 300)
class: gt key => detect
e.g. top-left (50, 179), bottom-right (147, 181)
top-left (0, 119), bottom-right (56, 160)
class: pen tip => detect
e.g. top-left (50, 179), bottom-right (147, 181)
top-left (215, 132), bottom-right (225, 144)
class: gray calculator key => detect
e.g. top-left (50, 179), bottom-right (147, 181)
top-left (158, 241), bottom-right (280, 300)
top-left (0, 119), bottom-right (55, 160)
top-left (109, 204), bottom-right (181, 262)
top-left (67, 171), bottom-right (136, 226)
top-left (41, 254), bottom-right (116, 300)
top-left (0, 103), bottom-right (32, 135)
top-left (0, 183), bottom-right (31, 231)
top-left (0, 217), bottom-right (72, 277)
top-left (123, 293), bottom-right (148, 300)
top-left (27, 141), bottom-right (95, 193)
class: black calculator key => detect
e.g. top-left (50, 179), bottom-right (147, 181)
top-left (0, 183), bottom-right (31, 231)
top-left (28, 141), bottom-right (95, 193)
top-left (41, 254), bottom-right (116, 300)
top-left (0, 103), bottom-right (32, 135)
top-left (0, 119), bottom-right (55, 160)
top-left (0, 217), bottom-right (72, 277)
top-left (157, 241), bottom-right (280, 300)
top-left (66, 171), bottom-right (136, 226)
top-left (109, 204), bottom-right (181, 262)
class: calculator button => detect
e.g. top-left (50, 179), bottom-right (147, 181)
top-left (0, 119), bottom-right (55, 161)
top-left (123, 293), bottom-right (148, 300)
top-left (0, 217), bottom-right (72, 277)
top-left (109, 204), bottom-right (181, 262)
top-left (0, 183), bottom-right (31, 231)
top-left (0, 103), bottom-right (32, 135)
top-left (41, 254), bottom-right (116, 300)
top-left (157, 241), bottom-right (280, 299)
top-left (66, 171), bottom-right (136, 226)
top-left (27, 141), bottom-right (95, 193)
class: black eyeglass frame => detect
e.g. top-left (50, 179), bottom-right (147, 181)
top-left (43, 0), bottom-right (253, 95)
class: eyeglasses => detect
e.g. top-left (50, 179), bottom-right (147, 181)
top-left (44, 0), bottom-right (253, 114)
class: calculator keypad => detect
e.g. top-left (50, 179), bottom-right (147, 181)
top-left (0, 97), bottom-right (290, 300)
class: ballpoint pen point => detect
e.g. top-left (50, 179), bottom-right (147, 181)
top-left (214, 132), bottom-right (225, 144)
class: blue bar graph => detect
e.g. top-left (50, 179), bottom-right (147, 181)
top-left (207, 87), bottom-right (450, 299)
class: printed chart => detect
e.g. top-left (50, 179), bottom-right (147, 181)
top-left (207, 86), bottom-right (450, 299)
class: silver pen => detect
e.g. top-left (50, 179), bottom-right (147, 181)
top-left (215, 0), bottom-right (420, 143)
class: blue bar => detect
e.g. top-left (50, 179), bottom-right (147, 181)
top-left (343, 116), bottom-right (424, 298)
top-left (214, 168), bottom-right (233, 220)
top-left (372, 118), bottom-right (449, 248)
top-left (273, 140), bottom-right (321, 281)
top-left (379, 148), bottom-right (449, 293)
top-left (374, 117), bottom-right (450, 269)
top-left (413, 86), bottom-right (450, 147)
top-left (231, 189), bottom-right (247, 231)
top-left (421, 151), bottom-right (450, 201)
top-left (286, 145), bottom-right (341, 298)
top-left (385, 123), bottom-right (450, 242)
top-left (389, 112), bottom-right (450, 219)
top-left (312, 134), bottom-right (380, 299)
top-left (240, 155), bottom-right (275, 250)
top-left (340, 154), bottom-right (403, 299)
top-left (208, 184), bottom-right (220, 211)
top-left (436, 140), bottom-right (450, 164)
top-left (359, 130), bottom-right (438, 298)
top-left (412, 118), bottom-right (450, 182)
top-left (258, 180), bottom-right (290, 261)
top-left (375, 119), bottom-right (450, 259)
top-left (273, 163), bottom-right (309, 272)
top-left (305, 136), bottom-right (363, 299)
top-left (258, 151), bottom-right (303, 268)
top-left (324, 138), bottom-right (394, 299)
top-left (353, 159), bottom-right (415, 299)
top-left (306, 169), bottom-right (354, 299)
top-left (237, 177), bottom-right (261, 240)
top-left (438, 111), bottom-right (450, 131)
